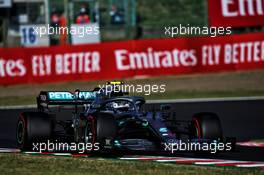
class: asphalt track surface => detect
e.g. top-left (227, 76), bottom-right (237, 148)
top-left (0, 98), bottom-right (264, 161)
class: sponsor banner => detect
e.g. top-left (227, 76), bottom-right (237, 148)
top-left (47, 91), bottom-right (96, 100)
top-left (0, 32), bottom-right (264, 85)
top-left (208, 0), bottom-right (264, 27)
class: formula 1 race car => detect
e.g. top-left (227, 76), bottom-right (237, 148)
top-left (16, 82), bottom-right (224, 154)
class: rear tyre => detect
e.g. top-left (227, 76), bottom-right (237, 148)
top-left (192, 112), bottom-right (223, 140)
top-left (16, 112), bottom-right (53, 151)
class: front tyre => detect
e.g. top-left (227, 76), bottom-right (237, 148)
top-left (192, 112), bottom-right (223, 140)
top-left (84, 113), bottom-right (116, 153)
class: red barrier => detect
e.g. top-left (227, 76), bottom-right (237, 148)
top-left (208, 0), bottom-right (264, 27)
top-left (0, 32), bottom-right (264, 85)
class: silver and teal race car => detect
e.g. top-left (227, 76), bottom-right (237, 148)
top-left (16, 82), bottom-right (225, 154)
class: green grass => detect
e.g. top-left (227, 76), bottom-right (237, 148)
top-left (0, 96), bottom-right (36, 106)
top-left (0, 153), bottom-right (263, 175)
top-left (0, 70), bottom-right (264, 106)
top-left (0, 94), bottom-right (160, 106)
top-left (250, 140), bottom-right (264, 143)
top-left (1, 90), bottom-right (264, 106)
top-left (142, 90), bottom-right (264, 100)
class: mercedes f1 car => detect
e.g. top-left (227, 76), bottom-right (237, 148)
top-left (16, 82), bottom-right (224, 154)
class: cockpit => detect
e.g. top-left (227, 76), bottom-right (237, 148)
top-left (104, 100), bottom-right (136, 113)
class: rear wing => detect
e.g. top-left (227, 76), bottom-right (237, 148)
top-left (37, 91), bottom-right (97, 110)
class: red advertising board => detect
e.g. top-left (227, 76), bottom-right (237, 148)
top-left (0, 32), bottom-right (264, 85)
top-left (208, 0), bottom-right (264, 27)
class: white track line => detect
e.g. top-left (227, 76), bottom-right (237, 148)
top-left (0, 105), bottom-right (36, 110)
top-left (53, 153), bottom-right (72, 156)
top-left (120, 157), bottom-right (171, 160)
top-left (0, 148), bottom-right (20, 153)
top-left (155, 158), bottom-right (220, 162)
top-left (236, 164), bottom-right (264, 168)
top-left (237, 142), bottom-right (264, 147)
top-left (122, 156), bottom-right (264, 168)
top-left (23, 151), bottom-right (41, 154)
top-left (194, 161), bottom-right (248, 165)
top-left (6, 152), bottom-right (264, 168)
top-left (147, 96), bottom-right (264, 104)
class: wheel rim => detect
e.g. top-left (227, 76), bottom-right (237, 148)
top-left (84, 117), bottom-right (95, 145)
top-left (17, 120), bottom-right (25, 145)
top-left (84, 122), bottom-right (91, 144)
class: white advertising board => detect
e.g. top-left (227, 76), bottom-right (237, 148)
top-left (71, 23), bottom-right (101, 45)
